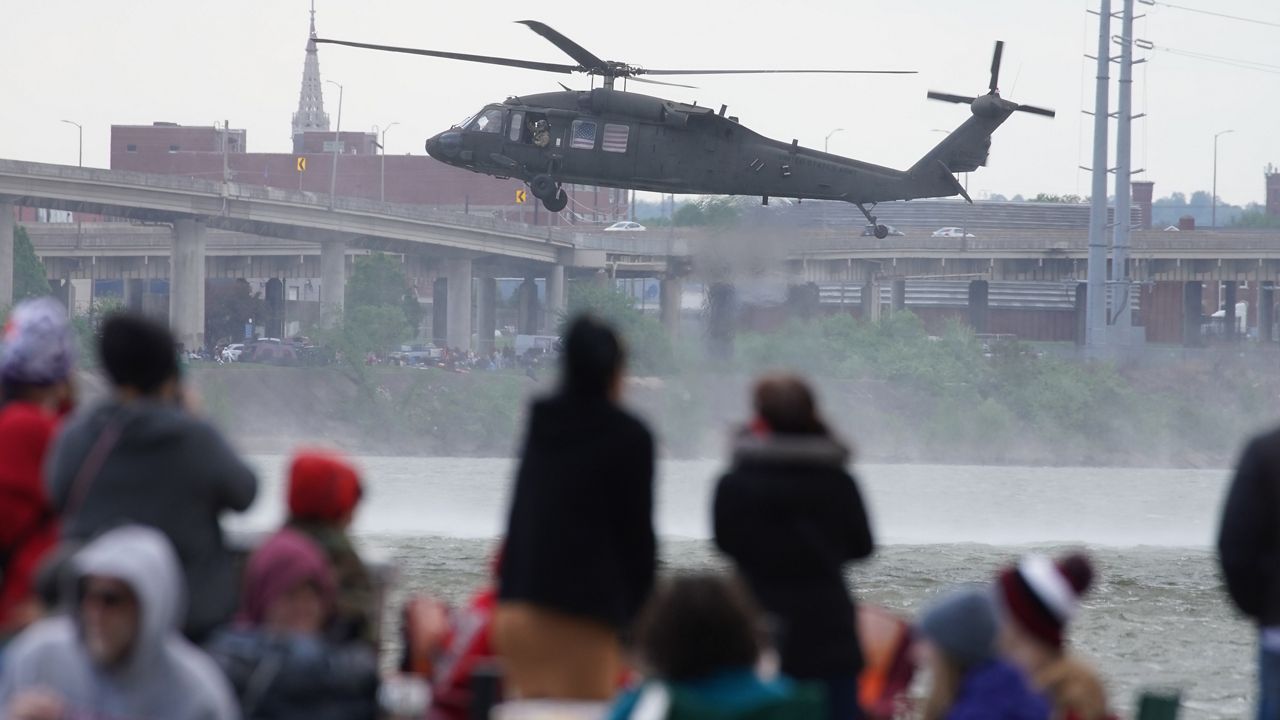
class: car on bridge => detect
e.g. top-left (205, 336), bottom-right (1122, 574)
top-left (862, 224), bottom-right (905, 237)
top-left (604, 221), bottom-right (646, 232)
top-left (931, 227), bottom-right (976, 238)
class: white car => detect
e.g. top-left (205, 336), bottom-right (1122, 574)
top-left (604, 221), bottom-right (646, 232)
top-left (931, 227), bottom-right (976, 238)
top-left (221, 343), bottom-right (245, 362)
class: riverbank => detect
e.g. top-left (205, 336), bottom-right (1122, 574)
top-left (187, 360), bottom-right (1267, 467)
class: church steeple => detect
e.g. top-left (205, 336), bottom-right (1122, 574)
top-left (291, 0), bottom-right (329, 152)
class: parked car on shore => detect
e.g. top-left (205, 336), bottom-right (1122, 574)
top-left (221, 343), bottom-right (245, 362)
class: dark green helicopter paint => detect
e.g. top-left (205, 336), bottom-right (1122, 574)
top-left (316, 24), bottom-right (1052, 237)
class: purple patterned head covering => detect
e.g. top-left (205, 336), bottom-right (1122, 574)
top-left (1, 297), bottom-right (76, 385)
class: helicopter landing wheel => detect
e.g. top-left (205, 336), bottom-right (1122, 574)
top-left (874, 224), bottom-right (889, 239)
top-left (542, 188), bottom-right (569, 212)
top-left (530, 174), bottom-right (557, 201)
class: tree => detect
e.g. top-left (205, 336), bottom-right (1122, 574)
top-left (1031, 193), bottom-right (1084, 204)
top-left (346, 253), bottom-right (421, 332)
top-left (13, 226), bottom-right (51, 301)
top-left (564, 282), bottom-right (675, 376)
top-left (673, 197), bottom-right (741, 227)
top-left (205, 278), bottom-right (265, 345)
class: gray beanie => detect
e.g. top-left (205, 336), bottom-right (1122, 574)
top-left (919, 587), bottom-right (998, 667)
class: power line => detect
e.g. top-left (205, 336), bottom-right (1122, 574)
top-left (1151, 43), bottom-right (1280, 74)
top-left (1147, 0), bottom-right (1280, 29)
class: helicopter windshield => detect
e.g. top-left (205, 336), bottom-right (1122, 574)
top-left (465, 107), bottom-right (504, 134)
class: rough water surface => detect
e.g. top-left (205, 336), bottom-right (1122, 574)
top-left (232, 457), bottom-right (1251, 719)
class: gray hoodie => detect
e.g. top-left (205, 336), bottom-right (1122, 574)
top-left (0, 525), bottom-right (239, 720)
top-left (46, 398), bottom-right (257, 640)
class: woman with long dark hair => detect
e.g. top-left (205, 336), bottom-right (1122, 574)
top-left (495, 315), bottom-right (656, 700)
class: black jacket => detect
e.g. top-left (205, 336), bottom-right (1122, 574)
top-left (714, 433), bottom-right (874, 678)
top-left (205, 628), bottom-right (379, 720)
top-left (499, 394), bottom-right (656, 632)
top-left (46, 399), bottom-right (258, 641)
top-left (1219, 427), bottom-right (1280, 626)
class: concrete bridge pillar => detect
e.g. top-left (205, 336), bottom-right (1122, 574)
top-left (891, 279), bottom-right (907, 314)
top-left (968, 280), bottom-right (990, 334)
top-left (706, 282), bottom-right (736, 363)
top-left (443, 257), bottom-right (472, 351)
top-left (0, 200), bottom-right (14, 308)
top-left (320, 239), bottom-right (347, 320)
top-left (1260, 283), bottom-right (1275, 344)
top-left (170, 218), bottom-right (207, 352)
top-left (660, 275), bottom-right (683, 337)
top-left (861, 279), bottom-right (881, 322)
top-left (1183, 281), bottom-right (1203, 347)
top-left (1223, 281), bottom-right (1239, 342)
top-left (477, 276), bottom-right (497, 356)
top-left (516, 277), bottom-right (539, 335)
top-left (545, 265), bottom-right (566, 333)
top-left (1074, 282), bottom-right (1088, 346)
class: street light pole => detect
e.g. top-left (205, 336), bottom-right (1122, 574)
top-left (824, 128), bottom-right (844, 154)
top-left (378, 121), bottom-right (399, 203)
top-left (1213, 129), bottom-right (1234, 228)
top-left (60, 120), bottom-right (82, 167)
top-left (325, 80), bottom-right (344, 210)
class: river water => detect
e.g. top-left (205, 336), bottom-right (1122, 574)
top-left (229, 457), bottom-right (1251, 719)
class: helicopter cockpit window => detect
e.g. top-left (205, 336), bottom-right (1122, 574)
top-left (508, 111), bottom-right (524, 142)
top-left (466, 108), bottom-right (504, 134)
top-left (570, 119), bottom-right (597, 150)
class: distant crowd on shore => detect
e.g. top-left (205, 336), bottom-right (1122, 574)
top-left (0, 297), bottom-right (1275, 720)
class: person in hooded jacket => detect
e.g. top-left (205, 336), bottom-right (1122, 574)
top-left (917, 587), bottom-right (1049, 720)
top-left (496, 315), bottom-right (656, 700)
top-left (0, 298), bottom-right (76, 647)
top-left (45, 313), bottom-right (257, 642)
top-left (205, 528), bottom-right (379, 720)
top-left (713, 374), bottom-right (873, 720)
top-left (994, 553), bottom-right (1116, 720)
top-left (0, 524), bottom-right (237, 720)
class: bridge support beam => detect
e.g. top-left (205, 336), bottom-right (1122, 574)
top-left (660, 275), bottom-right (683, 337)
top-left (1223, 281), bottom-right (1238, 342)
top-left (170, 218), bottom-right (206, 352)
top-left (443, 257), bottom-right (473, 351)
top-left (1183, 281), bottom-right (1203, 348)
top-left (1074, 282), bottom-right (1088, 346)
top-left (891, 279), bottom-right (906, 314)
top-left (861, 279), bottom-right (880, 322)
top-left (968, 280), bottom-right (990, 334)
top-left (0, 200), bottom-right (13, 308)
top-left (516, 277), bottom-right (539, 335)
top-left (1261, 283), bottom-right (1275, 345)
top-left (320, 240), bottom-right (346, 321)
top-left (477, 276), bottom-right (497, 356)
top-left (545, 265), bottom-right (566, 333)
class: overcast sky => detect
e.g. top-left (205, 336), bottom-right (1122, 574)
top-left (3, 0), bottom-right (1277, 205)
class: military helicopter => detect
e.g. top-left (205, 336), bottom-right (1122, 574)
top-left (317, 22), bottom-right (1053, 238)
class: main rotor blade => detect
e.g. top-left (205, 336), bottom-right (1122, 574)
top-left (990, 40), bottom-right (1005, 92)
top-left (313, 38), bottom-right (578, 75)
top-left (641, 68), bottom-right (916, 76)
top-left (517, 21), bottom-right (607, 72)
top-left (628, 76), bottom-right (698, 89)
top-left (927, 91), bottom-right (976, 104)
top-left (1016, 103), bottom-right (1056, 118)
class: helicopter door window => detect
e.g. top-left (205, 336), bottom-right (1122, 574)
top-left (601, 123), bottom-right (629, 153)
top-left (570, 119), bottom-right (597, 150)
top-left (508, 111), bottom-right (524, 142)
top-left (466, 108), bottom-right (504, 134)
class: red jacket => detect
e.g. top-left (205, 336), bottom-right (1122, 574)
top-left (0, 401), bottom-right (61, 633)
top-left (430, 587), bottom-right (497, 720)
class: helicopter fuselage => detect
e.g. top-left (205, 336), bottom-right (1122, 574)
top-left (424, 88), bottom-right (966, 209)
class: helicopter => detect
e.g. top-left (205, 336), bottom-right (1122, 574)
top-left (316, 22), bottom-right (1054, 239)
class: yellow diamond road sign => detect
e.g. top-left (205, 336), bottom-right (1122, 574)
top-left (296, 157), bottom-right (307, 172)
top-left (515, 188), bottom-right (526, 204)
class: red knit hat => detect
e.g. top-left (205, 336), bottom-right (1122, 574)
top-left (287, 449), bottom-right (363, 523)
top-left (996, 552), bottom-right (1094, 649)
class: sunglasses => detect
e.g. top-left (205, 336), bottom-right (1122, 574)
top-left (81, 587), bottom-right (132, 610)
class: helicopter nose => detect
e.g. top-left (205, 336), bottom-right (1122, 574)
top-left (426, 131), bottom-right (462, 160)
